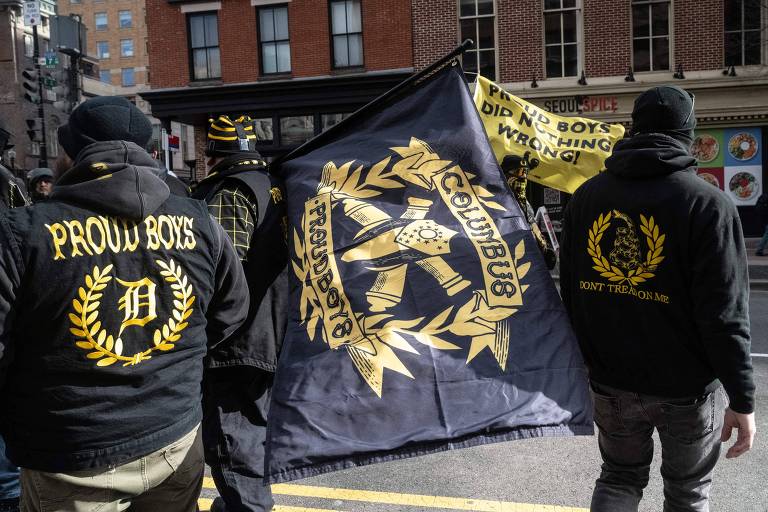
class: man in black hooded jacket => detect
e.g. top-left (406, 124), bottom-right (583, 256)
top-left (0, 96), bottom-right (249, 511)
top-left (561, 86), bottom-right (755, 511)
top-left (192, 115), bottom-right (289, 512)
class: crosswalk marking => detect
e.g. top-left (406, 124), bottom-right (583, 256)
top-left (200, 479), bottom-right (588, 511)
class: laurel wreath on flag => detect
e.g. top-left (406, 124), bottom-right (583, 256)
top-left (70, 260), bottom-right (194, 367)
top-left (587, 212), bottom-right (665, 286)
top-left (292, 147), bottom-right (530, 395)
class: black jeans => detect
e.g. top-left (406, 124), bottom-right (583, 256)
top-left (590, 381), bottom-right (725, 512)
top-left (202, 367), bottom-right (274, 512)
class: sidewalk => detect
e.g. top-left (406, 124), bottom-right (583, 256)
top-left (746, 237), bottom-right (768, 289)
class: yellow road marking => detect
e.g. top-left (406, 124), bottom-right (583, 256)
top-left (274, 507), bottom-right (342, 512)
top-left (270, 484), bottom-right (588, 512)
top-left (199, 500), bottom-right (338, 512)
top-left (202, 479), bottom-right (587, 511)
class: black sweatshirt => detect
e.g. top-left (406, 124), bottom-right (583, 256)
top-left (560, 134), bottom-right (754, 414)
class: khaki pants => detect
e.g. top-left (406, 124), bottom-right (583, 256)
top-left (20, 425), bottom-right (203, 512)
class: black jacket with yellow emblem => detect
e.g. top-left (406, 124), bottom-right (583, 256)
top-left (193, 157), bottom-right (289, 372)
top-left (560, 134), bottom-right (754, 414)
top-left (0, 141), bottom-right (248, 471)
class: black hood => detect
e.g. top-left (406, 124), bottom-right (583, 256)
top-left (605, 133), bottom-right (697, 179)
top-left (51, 141), bottom-right (170, 220)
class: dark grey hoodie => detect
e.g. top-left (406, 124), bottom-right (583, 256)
top-left (0, 141), bottom-right (249, 471)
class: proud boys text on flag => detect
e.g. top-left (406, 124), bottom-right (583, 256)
top-left (266, 64), bottom-right (593, 483)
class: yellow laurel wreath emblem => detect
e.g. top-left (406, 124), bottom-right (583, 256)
top-left (587, 211), bottom-right (665, 286)
top-left (70, 259), bottom-right (195, 367)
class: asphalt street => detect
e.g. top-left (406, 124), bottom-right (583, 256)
top-left (200, 291), bottom-right (768, 512)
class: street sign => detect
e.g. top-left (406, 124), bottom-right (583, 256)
top-left (44, 51), bottom-right (59, 67)
top-left (168, 134), bottom-right (180, 152)
top-left (535, 206), bottom-right (560, 252)
top-left (23, 1), bottom-right (41, 27)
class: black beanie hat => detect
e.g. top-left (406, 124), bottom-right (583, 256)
top-left (631, 85), bottom-right (696, 145)
top-left (58, 96), bottom-right (153, 159)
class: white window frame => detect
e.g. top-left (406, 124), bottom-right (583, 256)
top-left (542, 0), bottom-right (583, 79)
top-left (458, 0), bottom-right (498, 81)
top-left (631, 0), bottom-right (672, 72)
top-left (120, 39), bottom-right (134, 57)
top-left (118, 10), bottom-right (132, 29)
top-left (96, 41), bottom-right (109, 59)
top-left (94, 12), bottom-right (107, 31)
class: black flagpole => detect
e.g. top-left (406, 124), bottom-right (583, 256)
top-left (272, 39), bottom-right (474, 169)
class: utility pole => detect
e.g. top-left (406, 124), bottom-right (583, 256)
top-left (32, 23), bottom-right (48, 167)
top-left (70, 13), bottom-right (82, 106)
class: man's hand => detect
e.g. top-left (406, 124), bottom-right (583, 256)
top-left (721, 408), bottom-right (756, 458)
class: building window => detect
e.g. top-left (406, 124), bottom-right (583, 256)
top-left (48, 128), bottom-right (59, 158)
top-left (725, 0), bottom-right (763, 66)
top-left (253, 118), bottom-right (274, 143)
top-left (280, 116), bottom-right (314, 145)
top-left (632, 0), bottom-right (670, 71)
top-left (259, 6), bottom-right (291, 74)
top-left (119, 10), bottom-right (133, 29)
top-left (122, 68), bottom-right (135, 87)
top-left (321, 113), bottom-right (352, 131)
top-left (188, 12), bottom-right (221, 80)
top-left (99, 70), bottom-right (111, 84)
top-left (330, 0), bottom-right (363, 68)
top-left (95, 12), bottom-right (107, 31)
top-left (459, 0), bottom-right (496, 80)
top-left (96, 41), bottom-right (109, 59)
top-left (24, 34), bottom-right (34, 58)
top-left (544, 0), bottom-right (580, 78)
top-left (121, 39), bottom-right (134, 57)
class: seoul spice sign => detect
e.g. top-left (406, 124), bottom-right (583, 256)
top-left (474, 76), bottom-right (625, 195)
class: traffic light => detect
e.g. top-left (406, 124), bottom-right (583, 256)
top-left (22, 68), bottom-right (40, 104)
top-left (25, 119), bottom-right (40, 142)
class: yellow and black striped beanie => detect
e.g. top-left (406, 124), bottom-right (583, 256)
top-left (205, 115), bottom-right (261, 157)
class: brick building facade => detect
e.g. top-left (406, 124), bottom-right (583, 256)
top-left (59, 0), bottom-right (150, 92)
top-left (142, 0), bottom-right (413, 179)
top-left (414, 0), bottom-right (768, 235)
top-left (56, 0), bottom-right (185, 173)
top-left (0, 0), bottom-right (67, 174)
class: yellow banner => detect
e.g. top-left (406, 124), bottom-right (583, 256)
top-left (473, 76), bottom-right (625, 194)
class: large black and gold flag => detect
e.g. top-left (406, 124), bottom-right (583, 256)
top-left (266, 64), bottom-right (592, 483)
